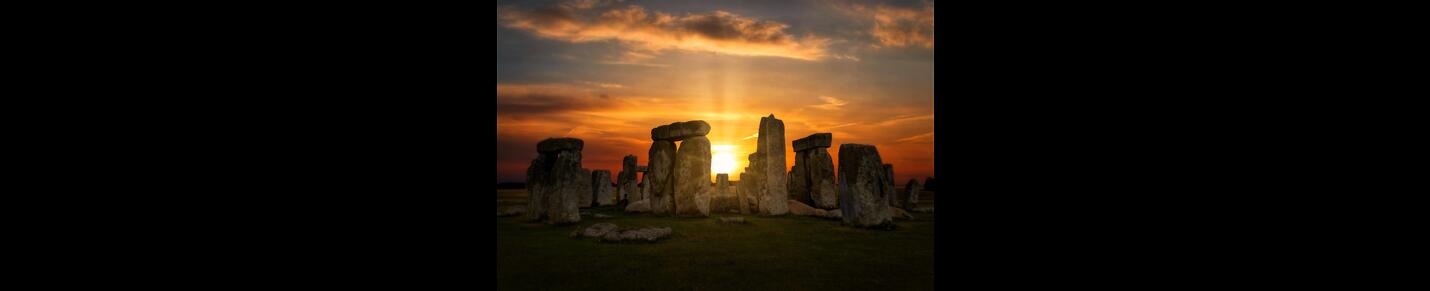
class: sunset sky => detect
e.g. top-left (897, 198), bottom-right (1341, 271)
top-left (496, 0), bottom-right (934, 184)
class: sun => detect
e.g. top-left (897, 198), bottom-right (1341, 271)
top-left (711, 145), bottom-right (739, 176)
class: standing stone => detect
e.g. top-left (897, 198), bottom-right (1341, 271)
top-left (716, 173), bottom-right (730, 197)
top-left (524, 155), bottom-right (550, 221)
top-left (883, 164), bottom-right (896, 206)
top-left (579, 168), bottom-right (594, 207)
top-left (755, 114), bottom-right (788, 215)
top-left (618, 155), bottom-right (640, 206)
top-left (524, 138), bottom-right (586, 225)
top-left (648, 140), bottom-right (677, 215)
top-left (902, 178), bottom-right (922, 209)
top-left (674, 136), bottom-right (712, 216)
top-left (838, 144), bottom-right (894, 228)
top-left (790, 133), bottom-right (837, 209)
top-left (737, 173), bottom-right (750, 214)
top-left (808, 149), bottom-right (838, 209)
top-left (591, 170), bottom-right (614, 206)
top-left (788, 152), bottom-right (810, 204)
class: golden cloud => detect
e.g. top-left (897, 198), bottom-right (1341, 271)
top-left (498, 2), bottom-right (830, 60)
top-left (839, 2), bottom-right (935, 49)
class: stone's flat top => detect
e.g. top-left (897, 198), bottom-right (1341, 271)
top-left (537, 138), bottom-right (583, 153)
top-left (651, 120), bottom-right (711, 141)
top-left (716, 173), bottom-right (729, 181)
top-left (792, 133), bottom-right (832, 151)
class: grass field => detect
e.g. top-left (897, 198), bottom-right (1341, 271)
top-left (497, 188), bottom-right (935, 290)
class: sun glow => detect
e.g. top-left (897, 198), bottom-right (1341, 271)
top-left (711, 144), bottom-right (739, 177)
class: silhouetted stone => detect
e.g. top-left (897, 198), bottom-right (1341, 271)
top-left (576, 223), bottom-right (618, 238)
top-left (651, 120), bottom-right (711, 141)
top-left (923, 177), bottom-right (935, 192)
top-left (648, 140), bottom-right (677, 215)
top-left (838, 144), bottom-right (894, 228)
top-left (737, 172), bottom-right (751, 214)
top-left (525, 139), bottom-right (588, 225)
top-left (674, 136), bottom-right (712, 216)
top-left (792, 133), bottom-right (832, 152)
top-left (807, 149), bottom-right (838, 209)
top-left (788, 153), bottom-right (810, 204)
top-left (537, 138), bottom-right (583, 153)
top-left (883, 164), bottom-right (896, 206)
top-left (592, 170), bottom-right (614, 206)
top-left (716, 173), bottom-right (730, 196)
top-left (618, 155), bottom-right (640, 205)
top-left (901, 178), bottom-right (922, 209)
top-left (717, 217), bottom-right (747, 224)
top-left (754, 114), bottom-right (788, 215)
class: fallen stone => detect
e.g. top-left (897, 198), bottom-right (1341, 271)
top-left (826, 209), bottom-right (843, 219)
top-left (593, 213), bottom-right (613, 218)
top-left (892, 207), bottom-right (914, 220)
top-left (601, 227), bottom-right (674, 242)
top-left (788, 199), bottom-right (818, 216)
top-left (911, 206), bottom-right (935, 213)
top-left (717, 217), bottom-right (747, 224)
top-left (575, 223), bottom-right (618, 238)
top-left (624, 199), bottom-right (651, 213)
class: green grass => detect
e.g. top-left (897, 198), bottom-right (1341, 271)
top-left (497, 189), bottom-right (935, 291)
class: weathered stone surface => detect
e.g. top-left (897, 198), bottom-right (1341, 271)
top-left (651, 120), bottom-right (711, 141)
top-left (710, 195), bottom-right (741, 214)
top-left (624, 199), bottom-right (651, 213)
top-left (838, 144), bottom-right (894, 228)
top-left (901, 178), bottom-right (922, 209)
top-left (618, 155), bottom-right (640, 205)
top-left (911, 206), bottom-right (935, 213)
top-left (592, 170), bottom-right (614, 206)
top-left (737, 173), bottom-right (750, 214)
top-left (537, 138), bottom-right (583, 153)
top-left (601, 227), bottom-right (673, 242)
top-left (578, 223), bottom-right (618, 238)
top-left (640, 174), bottom-right (650, 202)
top-left (755, 114), bottom-right (788, 215)
top-left (546, 150), bottom-right (586, 224)
top-left (648, 140), bottom-right (677, 215)
top-left (497, 205), bottom-right (527, 217)
top-left (788, 152), bottom-right (811, 204)
top-left (826, 209), bottom-right (843, 219)
top-left (792, 133), bottom-right (832, 152)
top-left (883, 164), bottom-right (895, 206)
top-left (525, 140), bottom-right (587, 225)
top-left (674, 136), bottom-right (712, 216)
top-left (525, 154), bottom-right (550, 222)
top-left (716, 173), bottom-right (730, 196)
top-left (808, 149), bottom-right (838, 209)
top-left (788, 199), bottom-right (818, 216)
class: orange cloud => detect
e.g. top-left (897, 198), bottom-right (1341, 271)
top-left (498, 2), bottom-right (830, 60)
top-left (839, 2), bottom-right (935, 49)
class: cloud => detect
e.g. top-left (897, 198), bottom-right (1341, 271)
top-left (837, 1), bottom-right (934, 49)
top-left (498, 1), bottom-right (831, 60)
top-left (812, 95), bottom-right (849, 110)
top-left (579, 81), bottom-right (625, 88)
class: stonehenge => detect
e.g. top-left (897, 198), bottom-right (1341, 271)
top-left (883, 164), bottom-right (896, 206)
top-left (646, 120), bottom-right (713, 217)
top-left (746, 114), bottom-right (788, 215)
top-left (525, 138), bottom-right (587, 225)
top-left (789, 133), bottom-right (838, 209)
top-left (838, 144), bottom-right (895, 229)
